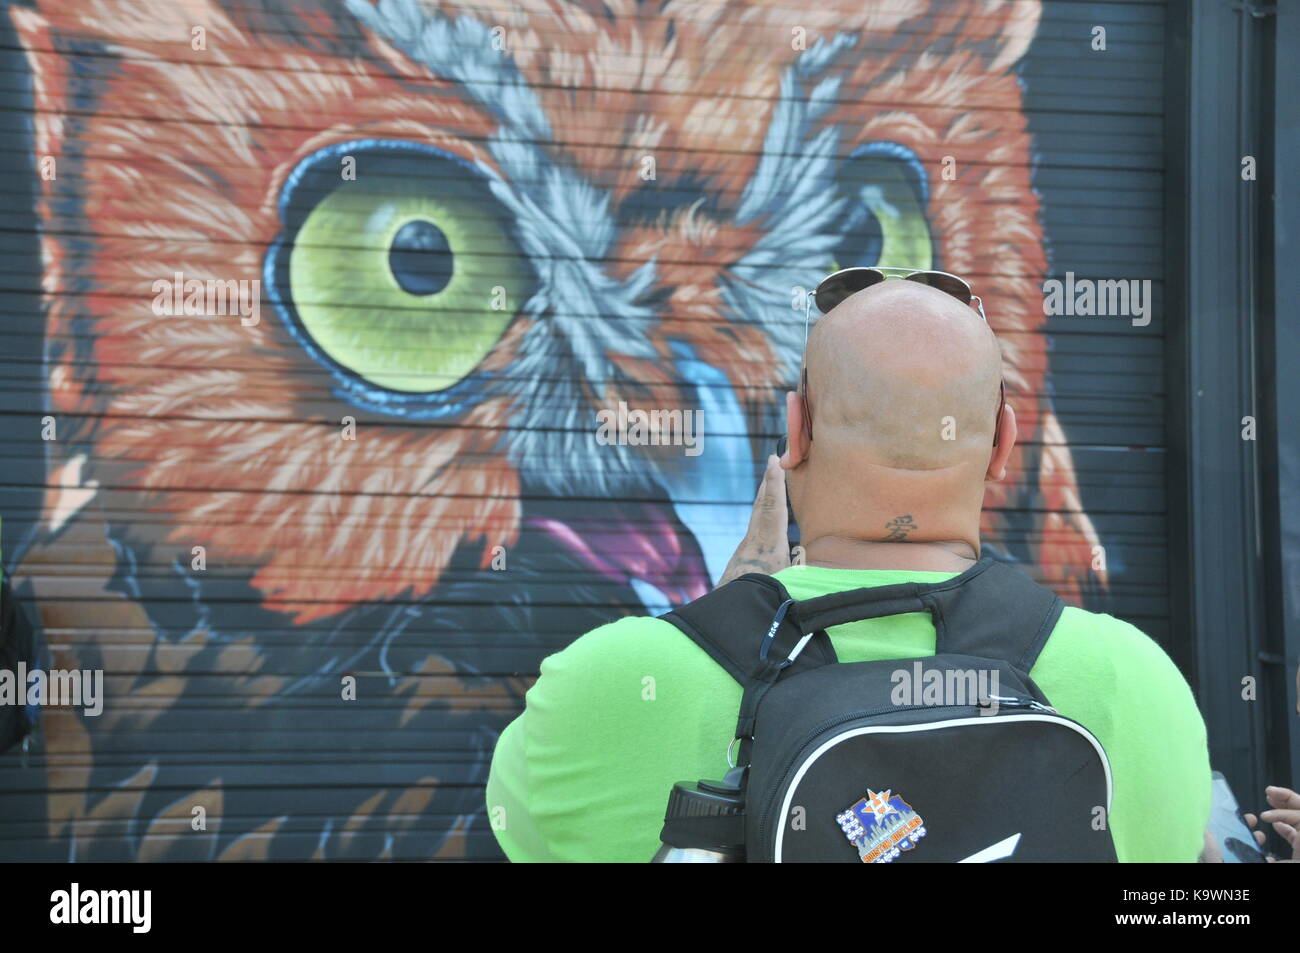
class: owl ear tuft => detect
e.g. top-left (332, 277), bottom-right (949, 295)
top-left (979, 0), bottom-right (1044, 72)
top-left (895, 0), bottom-right (1042, 73)
top-left (9, 8), bottom-right (64, 159)
top-left (824, 0), bottom-right (1042, 74)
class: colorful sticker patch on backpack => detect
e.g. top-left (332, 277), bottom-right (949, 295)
top-left (836, 789), bottom-right (927, 864)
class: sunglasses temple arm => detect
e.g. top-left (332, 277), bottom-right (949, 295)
top-left (992, 380), bottom-right (1005, 447)
top-left (804, 288), bottom-right (813, 348)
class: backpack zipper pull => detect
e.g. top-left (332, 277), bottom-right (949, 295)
top-left (758, 599), bottom-right (797, 665)
top-left (985, 694), bottom-right (1058, 714)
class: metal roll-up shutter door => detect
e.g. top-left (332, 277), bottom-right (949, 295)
top-left (1020, 1), bottom-right (1172, 646)
top-left (0, 0), bottom-right (1175, 862)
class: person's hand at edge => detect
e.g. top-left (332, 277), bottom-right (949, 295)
top-left (1198, 830), bottom-right (1223, 863)
top-left (1201, 815), bottom-right (1274, 863)
top-left (1215, 786), bottom-right (1300, 863)
top-left (1257, 785), bottom-right (1300, 862)
top-left (716, 455), bottom-right (790, 587)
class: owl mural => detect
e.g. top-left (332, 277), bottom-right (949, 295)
top-left (3, 0), bottom-right (1104, 860)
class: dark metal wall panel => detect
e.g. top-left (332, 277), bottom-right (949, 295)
top-left (1164, 0), bottom-right (1297, 807)
top-left (1024, 0), bottom-right (1171, 632)
top-left (1260, 0), bottom-right (1300, 795)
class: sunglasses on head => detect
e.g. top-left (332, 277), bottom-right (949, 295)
top-left (812, 266), bottom-right (986, 318)
top-left (795, 266), bottom-right (1005, 447)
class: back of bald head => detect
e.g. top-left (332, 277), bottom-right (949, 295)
top-left (803, 280), bottom-right (1003, 470)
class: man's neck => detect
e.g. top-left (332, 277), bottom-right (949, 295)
top-left (799, 535), bottom-right (980, 573)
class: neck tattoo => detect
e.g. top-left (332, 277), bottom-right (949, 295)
top-left (883, 515), bottom-right (917, 541)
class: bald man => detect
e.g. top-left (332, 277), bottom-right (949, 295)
top-left (755, 280), bottom-right (1008, 580)
top-left (486, 282), bottom-right (1211, 862)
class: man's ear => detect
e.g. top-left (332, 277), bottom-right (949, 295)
top-left (781, 390), bottom-right (809, 469)
top-left (985, 402), bottom-right (1018, 482)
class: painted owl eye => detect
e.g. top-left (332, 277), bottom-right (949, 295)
top-left (830, 143), bottom-right (935, 273)
top-left (268, 144), bottom-right (533, 400)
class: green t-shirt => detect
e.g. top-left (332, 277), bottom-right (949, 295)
top-left (486, 565), bottom-right (1212, 862)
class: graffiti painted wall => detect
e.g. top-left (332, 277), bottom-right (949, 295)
top-left (0, 0), bottom-right (1170, 859)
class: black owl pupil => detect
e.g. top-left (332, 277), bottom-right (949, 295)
top-left (389, 220), bottom-right (453, 296)
top-left (833, 209), bottom-right (884, 271)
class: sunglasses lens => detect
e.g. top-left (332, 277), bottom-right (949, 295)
top-left (905, 271), bottom-right (972, 304)
top-left (814, 268), bottom-right (884, 313)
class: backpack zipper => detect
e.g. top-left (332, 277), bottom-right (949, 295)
top-left (985, 694), bottom-right (1057, 714)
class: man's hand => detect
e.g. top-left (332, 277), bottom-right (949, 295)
top-left (716, 455), bottom-right (790, 587)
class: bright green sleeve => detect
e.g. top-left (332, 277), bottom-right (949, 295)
top-left (485, 614), bottom-right (735, 862)
top-left (483, 714), bottom-right (555, 862)
top-left (1032, 608), bottom-right (1212, 862)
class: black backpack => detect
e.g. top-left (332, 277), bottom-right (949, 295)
top-left (661, 556), bottom-right (1117, 863)
top-left (0, 575), bottom-right (39, 754)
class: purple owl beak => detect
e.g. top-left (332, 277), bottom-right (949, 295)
top-left (525, 500), bottom-right (711, 607)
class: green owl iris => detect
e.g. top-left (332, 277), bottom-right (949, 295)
top-left (288, 180), bottom-right (530, 393)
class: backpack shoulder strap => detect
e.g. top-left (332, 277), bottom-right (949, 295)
top-left (774, 557), bottom-right (1064, 673)
top-left (662, 574), bottom-right (838, 756)
top-left (660, 558), bottom-right (1063, 755)
top-left (928, 558), bottom-right (1064, 671)
top-left (660, 573), bottom-right (837, 687)
top-left (664, 557), bottom-right (1064, 681)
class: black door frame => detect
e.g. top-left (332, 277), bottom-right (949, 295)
top-left (1165, 0), bottom-right (1299, 814)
